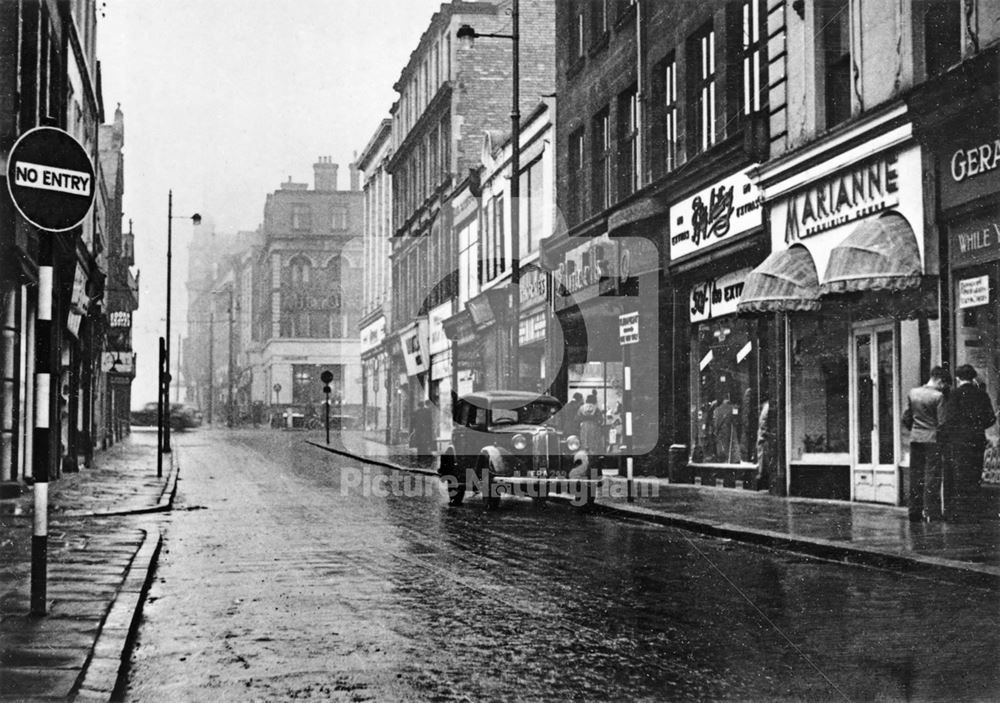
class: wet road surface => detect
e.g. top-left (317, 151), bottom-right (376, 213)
top-left (124, 428), bottom-right (1000, 701)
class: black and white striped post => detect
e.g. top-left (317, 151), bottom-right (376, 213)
top-left (7, 127), bottom-right (96, 616)
top-left (619, 311), bottom-right (639, 504)
top-left (31, 236), bottom-right (55, 614)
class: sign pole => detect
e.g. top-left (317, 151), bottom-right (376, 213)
top-left (320, 370), bottom-right (334, 445)
top-left (30, 234), bottom-right (55, 615)
top-left (157, 337), bottom-right (165, 478)
top-left (7, 126), bottom-right (96, 617)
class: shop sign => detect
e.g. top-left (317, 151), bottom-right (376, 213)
top-left (619, 312), bottom-right (639, 345)
top-left (669, 168), bottom-right (762, 262)
top-left (552, 234), bottom-right (619, 303)
top-left (939, 127), bottom-right (1000, 210)
top-left (689, 269), bottom-right (750, 323)
top-left (399, 320), bottom-right (428, 376)
top-left (109, 311), bottom-right (131, 328)
top-left (430, 351), bottom-right (452, 381)
top-left (950, 209), bottom-right (1000, 267)
top-left (958, 275), bottom-right (990, 309)
top-left (518, 311), bottom-right (546, 345)
top-left (519, 266), bottom-right (548, 307)
top-left (360, 316), bottom-right (385, 354)
top-left (428, 302), bottom-right (452, 355)
top-left (784, 153), bottom-right (899, 242)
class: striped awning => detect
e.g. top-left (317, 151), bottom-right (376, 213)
top-left (819, 213), bottom-right (922, 295)
top-left (737, 245), bottom-right (821, 313)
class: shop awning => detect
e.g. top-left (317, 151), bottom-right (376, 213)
top-left (736, 245), bottom-right (821, 313)
top-left (819, 213), bottom-right (922, 295)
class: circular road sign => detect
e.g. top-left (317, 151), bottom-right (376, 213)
top-left (320, 370), bottom-right (334, 384)
top-left (273, 383), bottom-right (282, 393)
top-left (6, 126), bottom-right (95, 232)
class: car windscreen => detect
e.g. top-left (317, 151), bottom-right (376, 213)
top-left (492, 401), bottom-right (561, 425)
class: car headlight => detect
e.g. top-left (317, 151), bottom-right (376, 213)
top-left (565, 435), bottom-right (580, 452)
top-left (512, 434), bottom-right (528, 451)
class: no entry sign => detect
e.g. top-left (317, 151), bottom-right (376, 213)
top-left (6, 126), bottom-right (95, 232)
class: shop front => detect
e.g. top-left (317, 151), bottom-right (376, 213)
top-left (746, 118), bottom-right (936, 504)
top-left (517, 265), bottom-right (550, 392)
top-left (669, 167), bottom-right (769, 489)
top-left (931, 101), bottom-right (1000, 491)
top-left (427, 302), bottom-right (453, 450)
top-left (360, 314), bottom-right (387, 435)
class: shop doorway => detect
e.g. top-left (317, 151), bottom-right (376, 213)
top-left (851, 322), bottom-right (899, 503)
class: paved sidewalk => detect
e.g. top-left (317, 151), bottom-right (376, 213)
top-left (0, 430), bottom-right (175, 701)
top-left (323, 430), bottom-right (1000, 589)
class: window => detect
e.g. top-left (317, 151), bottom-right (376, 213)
top-left (741, 0), bottom-right (766, 116)
top-left (291, 203), bottom-right (311, 231)
top-left (664, 57), bottom-right (678, 173)
top-left (789, 311), bottom-right (850, 462)
top-left (569, 6), bottom-right (585, 61)
top-left (492, 194), bottom-right (506, 278)
top-left (592, 109), bottom-right (611, 212)
top-left (591, 0), bottom-right (609, 40)
top-left (519, 158), bottom-right (545, 256)
top-left (817, 0), bottom-right (851, 129)
top-left (691, 23), bottom-right (717, 152)
top-left (618, 86), bottom-right (639, 196)
top-left (290, 256), bottom-right (311, 286)
top-left (331, 206), bottom-right (347, 230)
top-left (690, 316), bottom-right (763, 466)
top-left (458, 218), bottom-right (479, 305)
top-left (920, 0), bottom-right (960, 77)
top-left (568, 128), bottom-right (585, 224)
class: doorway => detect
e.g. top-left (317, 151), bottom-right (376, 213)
top-left (851, 322), bottom-right (899, 503)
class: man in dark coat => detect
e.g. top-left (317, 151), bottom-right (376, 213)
top-left (562, 392), bottom-right (583, 436)
top-left (943, 364), bottom-right (997, 519)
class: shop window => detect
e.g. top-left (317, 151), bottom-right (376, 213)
top-left (690, 317), bottom-right (760, 465)
top-left (789, 312), bottom-right (850, 463)
top-left (954, 265), bottom-right (1000, 446)
top-left (817, 0), bottom-right (851, 130)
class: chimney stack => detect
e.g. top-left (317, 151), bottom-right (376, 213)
top-left (348, 151), bottom-right (361, 191)
top-left (313, 156), bottom-right (338, 191)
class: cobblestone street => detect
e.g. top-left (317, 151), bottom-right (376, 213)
top-left (123, 429), bottom-right (1000, 702)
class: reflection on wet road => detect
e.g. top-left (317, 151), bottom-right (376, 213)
top-left (124, 429), bottom-right (1000, 701)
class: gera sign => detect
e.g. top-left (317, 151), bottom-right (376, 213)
top-left (7, 127), bottom-right (95, 232)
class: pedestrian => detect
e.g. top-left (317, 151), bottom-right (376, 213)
top-left (412, 400), bottom-right (435, 459)
top-left (942, 364), bottom-right (996, 520)
top-left (577, 393), bottom-right (605, 453)
top-left (755, 394), bottom-right (774, 491)
top-left (902, 366), bottom-right (951, 522)
top-left (562, 392), bottom-right (583, 436)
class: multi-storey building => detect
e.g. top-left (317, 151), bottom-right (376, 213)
top-left (250, 159), bottom-right (364, 421)
top-left (551, 0), bottom-right (769, 479)
top-left (385, 0), bottom-right (555, 445)
top-left (357, 120), bottom-right (393, 439)
top-left (0, 0), bottom-right (118, 493)
top-left (743, 0), bottom-right (1000, 505)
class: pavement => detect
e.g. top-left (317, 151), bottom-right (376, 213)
top-left (317, 430), bottom-right (1000, 590)
top-left (0, 430), bottom-right (176, 702)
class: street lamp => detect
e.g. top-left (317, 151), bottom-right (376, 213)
top-left (457, 0), bottom-right (521, 389)
top-left (163, 189), bottom-right (201, 454)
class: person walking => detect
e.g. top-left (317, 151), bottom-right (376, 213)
top-left (562, 392), bottom-right (583, 436)
top-left (577, 393), bottom-right (605, 453)
top-left (903, 366), bottom-right (951, 522)
top-left (942, 364), bottom-right (996, 520)
top-left (412, 400), bottom-right (435, 459)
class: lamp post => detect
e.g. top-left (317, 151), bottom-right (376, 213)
top-left (457, 0), bottom-right (521, 389)
top-left (162, 190), bottom-right (201, 454)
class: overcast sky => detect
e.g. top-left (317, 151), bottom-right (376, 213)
top-left (97, 0), bottom-right (443, 405)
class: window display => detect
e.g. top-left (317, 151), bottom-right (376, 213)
top-left (955, 264), bottom-right (1000, 445)
top-left (690, 316), bottom-right (761, 465)
top-left (789, 312), bottom-right (849, 462)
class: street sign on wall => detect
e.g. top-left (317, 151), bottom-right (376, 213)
top-left (6, 126), bottom-right (95, 232)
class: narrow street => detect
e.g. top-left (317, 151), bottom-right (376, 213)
top-left (123, 428), bottom-right (1000, 702)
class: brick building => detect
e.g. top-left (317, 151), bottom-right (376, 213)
top-left (385, 0), bottom-right (555, 444)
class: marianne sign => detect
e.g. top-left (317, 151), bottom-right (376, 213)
top-left (6, 126), bottom-right (95, 232)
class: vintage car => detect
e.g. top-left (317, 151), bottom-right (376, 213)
top-left (438, 391), bottom-right (602, 508)
top-left (130, 402), bottom-right (203, 430)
